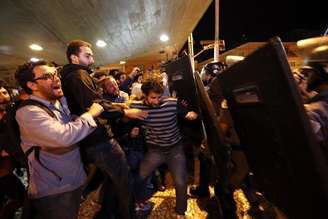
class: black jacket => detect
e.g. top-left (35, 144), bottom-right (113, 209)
top-left (0, 114), bottom-right (7, 153)
top-left (60, 64), bottom-right (124, 147)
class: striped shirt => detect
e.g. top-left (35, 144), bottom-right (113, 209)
top-left (130, 98), bottom-right (182, 147)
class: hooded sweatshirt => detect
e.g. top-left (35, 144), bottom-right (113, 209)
top-left (60, 64), bottom-right (124, 147)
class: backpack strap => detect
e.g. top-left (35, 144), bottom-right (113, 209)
top-left (18, 99), bottom-right (62, 181)
top-left (18, 99), bottom-right (56, 118)
top-left (33, 147), bottom-right (62, 181)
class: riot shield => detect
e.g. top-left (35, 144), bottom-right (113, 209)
top-left (164, 55), bottom-right (204, 145)
top-left (164, 55), bottom-right (199, 111)
top-left (217, 37), bottom-right (328, 218)
top-left (194, 72), bottom-right (229, 178)
top-left (164, 55), bottom-right (232, 176)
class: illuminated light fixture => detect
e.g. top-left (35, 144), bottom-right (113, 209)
top-left (120, 61), bottom-right (126, 65)
top-left (96, 40), bottom-right (107, 47)
top-left (30, 57), bottom-right (40, 62)
top-left (313, 45), bottom-right (328, 53)
top-left (29, 44), bottom-right (43, 51)
top-left (225, 55), bottom-right (245, 66)
top-left (160, 34), bottom-right (169, 42)
top-left (296, 36), bottom-right (328, 49)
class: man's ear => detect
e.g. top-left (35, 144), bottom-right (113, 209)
top-left (27, 81), bottom-right (37, 92)
top-left (70, 54), bottom-right (78, 64)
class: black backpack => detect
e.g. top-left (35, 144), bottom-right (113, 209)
top-left (4, 99), bottom-right (61, 180)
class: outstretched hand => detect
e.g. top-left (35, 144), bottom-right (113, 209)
top-left (87, 103), bottom-right (104, 118)
top-left (185, 111), bottom-right (198, 120)
top-left (124, 108), bottom-right (148, 120)
top-left (130, 127), bottom-right (140, 138)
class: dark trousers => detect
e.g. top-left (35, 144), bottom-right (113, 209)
top-left (138, 143), bottom-right (187, 215)
top-left (0, 172), bottom-right (25, 203)
top-left (198, 152), bottom-right (212, 191)
top-left (29, 187), bottom-right (82, 219)
top-left (85, 138), bottom-right (135, 219)
top-left (0, 173), bottom-right (26, 219)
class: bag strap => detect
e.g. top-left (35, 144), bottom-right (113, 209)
top-left (33, 147), bottom-right (62, 181)
top-left (18, 99), bottom-right (62, 181)
top-left (18, 99), bottom-right (56, 118)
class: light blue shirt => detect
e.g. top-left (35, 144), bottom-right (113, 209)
top-left (16, 95), bottom-right (97, 199)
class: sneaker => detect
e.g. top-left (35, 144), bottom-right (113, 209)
top-left (153, 179), bottom-right (166, 191)
top-left (135, 201), bottom-right (154, 212)
top-left (135, 201), bottom-right (154, 219)
top-left (189, 185), bottom-right (210, 198)
top-left (157, 184), bottom-right (166, 192)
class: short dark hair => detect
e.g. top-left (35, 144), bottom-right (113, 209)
top-left (0, 79), bottom-right (9, 90)
top-left (93, 70), bottom-right (108, 80)
top-left (97, 76), bottom-right (115, 88)
top-left (66, 40), bottom-right (92, 63)
top-left (113, 72), bottom-right (126, 81)
top-left (108, 69), bottom-right (119, 77)
top-left (15, 61), bottom-right (53, 94)
top-left (306, 63), bottom-right (328, 91)
top-left (141, 77), bottom-right (164, 96)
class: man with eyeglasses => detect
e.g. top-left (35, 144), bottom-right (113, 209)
top-left (60, 40), bottom-right (148, 219)
top-left (14, 60), bottom-right (104, 219)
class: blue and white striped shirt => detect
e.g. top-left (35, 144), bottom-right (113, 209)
top-left (130, 98), bottom-right (182, 147)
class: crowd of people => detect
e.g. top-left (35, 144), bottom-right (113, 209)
top-left (1, 36), bottom-right (328, 219)
top-left (0, 39), bottom-right (200, 219)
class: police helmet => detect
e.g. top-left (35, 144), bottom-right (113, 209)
top-left (305, 63), bottom-right (328, 91)
top-left (203, 62), bottom-right (226, 76)
top-left (301, 40), bottom-right (328, 91)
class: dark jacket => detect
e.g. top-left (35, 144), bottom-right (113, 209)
top-left (115, 120), bottom-right (146, 153)
top-left (0, 113), bottom-right (7, 153)
top-left (60, 64), bottom-right (124, 147)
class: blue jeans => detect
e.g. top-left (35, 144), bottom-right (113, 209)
top-left (138, 142), bottom-right (187, 214)
top-left (85, 138), bottom-right (135, 219)
top-left (30, 186), bottom-right (82, 219)
top-left (127, 150), bottom-right (144, 171)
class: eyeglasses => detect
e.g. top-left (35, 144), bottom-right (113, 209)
top-left (33, 71), bottom-right (60, 81)
top-left (0, 90), bottom-right (8, 95)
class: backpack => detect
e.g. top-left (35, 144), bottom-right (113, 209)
top-left (4, 99), bottom-right (60, 180)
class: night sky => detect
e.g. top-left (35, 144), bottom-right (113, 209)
top-left (190, 0), bottom-right (328, 62)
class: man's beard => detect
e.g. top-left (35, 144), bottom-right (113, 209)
top-left (80, 62), bottom-right (92, 69)
top-left (0, 98), bottom-right (10, 110)
top-left (43, 87), bottom-right (64, 101)
top-left (49, 93), bottom-right (64, 101)
top-left (0, 103), bottom-right (8, 111)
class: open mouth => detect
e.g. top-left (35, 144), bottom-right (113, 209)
top-left (52, 84), bottom-right (62, 91)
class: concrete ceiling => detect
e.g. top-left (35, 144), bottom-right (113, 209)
top-left (0, 0), bottom-right (212, 81)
